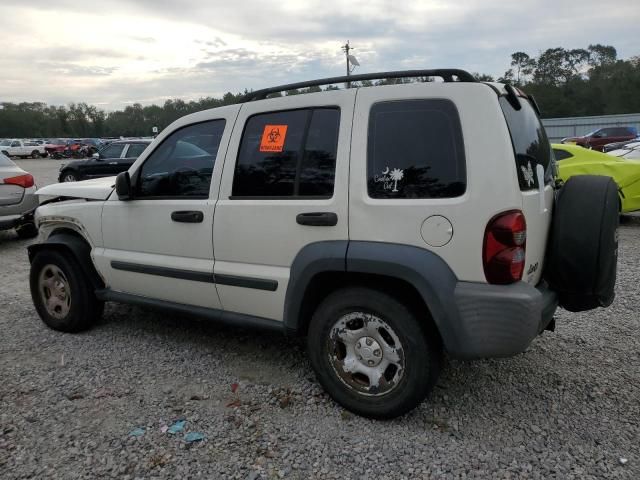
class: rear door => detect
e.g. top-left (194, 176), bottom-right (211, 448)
top-left (120, 143), bottom-right (149, 173)
top-left (213, 91), bottom-right (354, 321)
top-left (499, 95), bottom-right (554, 284)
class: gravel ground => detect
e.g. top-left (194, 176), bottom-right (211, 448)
top-left (1, 159), bottom-right (639, 479)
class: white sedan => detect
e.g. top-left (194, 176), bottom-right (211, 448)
top-left (608, 141), bottom-right (640, 160)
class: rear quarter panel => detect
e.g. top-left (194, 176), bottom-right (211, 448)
top-left (349, 83), bottom-right (523, 283)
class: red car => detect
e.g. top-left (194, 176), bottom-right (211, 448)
top-left (44, 139), bottom-right (68, 157)
top-left (561, 126), bottom-right (638, 151)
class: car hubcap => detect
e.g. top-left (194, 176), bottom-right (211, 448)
top-left (328, 312), bottom-right (405, 396)
top-left (63, 175), bottom-right (75, 182)
top-left (39, 265), bottom-right (71, 319)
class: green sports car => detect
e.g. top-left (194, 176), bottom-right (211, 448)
top-left (553, 143), bottom-right (640, 213)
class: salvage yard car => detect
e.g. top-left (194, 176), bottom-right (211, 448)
top-left (27, 70), bottom-right (619, 419)
top-left (0, 139), bottom-right (47, 158)
top-left (0, 153), bottom-right (38, 238)
top-left (561, 126), bottom-right (638, 151)
top-left (58, 139), bottom-right (151, 182)
top-left (607, 141), bottom-right (640, 161)
top-left (553, 143), bottom-right (640, 213)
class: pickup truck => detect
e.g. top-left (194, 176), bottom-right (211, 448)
top-left (0, 139), bottom-right (48, 158)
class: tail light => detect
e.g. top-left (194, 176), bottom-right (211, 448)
top-left (3, 173), bottom-right (35, 188)
top-left (483, 210), bottom-right (526, 284)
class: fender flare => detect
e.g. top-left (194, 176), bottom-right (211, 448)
top-left (27, 231), bottom-right (104, 290)
top-left (283, 241), bottom-right (464, 353)
top-left (283, 241), bottom-right (348, 334)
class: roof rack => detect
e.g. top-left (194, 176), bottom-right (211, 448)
top-left (241, 69), bottom-right (476, 102)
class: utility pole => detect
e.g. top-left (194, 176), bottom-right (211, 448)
top-left (342, 40), bottom-right (352, 77)
top-left (342, 41), bottom-right (352, 88)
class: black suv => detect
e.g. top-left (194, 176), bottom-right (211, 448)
top-left (58, 140), bottom-right (151, 182)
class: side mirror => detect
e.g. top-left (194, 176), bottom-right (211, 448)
top-left (92, 153), bottom-right (100, 159)
top-left (115, 171), bottom-right (132, 200)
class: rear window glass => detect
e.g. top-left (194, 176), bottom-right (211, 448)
top-left (126, 143), bottom-right (148, 158)
top-left (499, 97), bottom-right (553, 190)
top-left (367, 100), bottom-right (466, 199)
top-left (552, 148), bottom-right (573, 161)
top-left (0, 153), bottom-right (14, 166)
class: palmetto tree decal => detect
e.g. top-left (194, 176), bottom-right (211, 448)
top-left (390, 168), bottom-right (404, 192)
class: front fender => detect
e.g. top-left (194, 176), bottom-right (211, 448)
top-left (27, 231), bottom-right (105, 290)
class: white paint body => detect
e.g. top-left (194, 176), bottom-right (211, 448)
top-left (1, 140), bottom-right (46, 157)
top-left (34, 81), bottom-right (554, 323)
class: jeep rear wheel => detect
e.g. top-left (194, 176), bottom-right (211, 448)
top-left (30, 250), bottom-right (103, 332)
top-left (307, 287), bottom-right (442, 419)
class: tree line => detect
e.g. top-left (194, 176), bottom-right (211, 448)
top-left (1, 44), bottom-right (638, 138)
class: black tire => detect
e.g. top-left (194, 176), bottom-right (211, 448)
top-left (1, 150), bottom-right (8, 157)
top-left (545, 175), bottom-right (619, 312)
top-left (30, 249), bottom-right (104, 332)
top-left (60, 170), bottom-right (79, 182)
top-left (307, 287), bottom-right (442, 419)
top-left (16, 222), bottom-right (38, 239)
top-left (31, 150), bottom-right (40, 158)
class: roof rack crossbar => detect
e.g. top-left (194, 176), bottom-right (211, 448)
top-left (241, 69), bottom-right (476, 102)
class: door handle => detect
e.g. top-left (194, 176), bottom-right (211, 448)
top-left (171, 210), bottom-right (204, 223)
top-left (296, 212), bottom-right (338, 226)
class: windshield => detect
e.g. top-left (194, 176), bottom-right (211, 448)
top-left (499, 96), bottom-right (554, 190)
top-left (0, 140), bottom-right (11, 146)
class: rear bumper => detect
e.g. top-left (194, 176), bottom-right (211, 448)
top-left (448, 281), bottom-right (558, 359)
top-left (0, 210), bottom-right (35, 231)
top-left (0, 192), bottom-right (38, 231)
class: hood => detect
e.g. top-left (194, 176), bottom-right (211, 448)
top-left (36, 176), bottom-right (116, 200)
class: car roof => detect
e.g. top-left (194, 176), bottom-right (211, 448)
top-left (109, 139), bottom-right (152, 144)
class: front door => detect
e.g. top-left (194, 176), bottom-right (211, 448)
top-left (89, 143), bottom-right (127, 178)
top-left (94, 108), bottom-right (239, 309)
top-left (213, 91), bottom-right (354, 321)
top-left (117, 143), bottom-right (149, 175)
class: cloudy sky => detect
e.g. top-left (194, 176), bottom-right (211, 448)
top-left (1, 0), bottom-right (638, 109)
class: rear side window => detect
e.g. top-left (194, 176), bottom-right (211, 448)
top-left (0, 153), bottom-right (14, 166)
top-left (552, 148), bottom-right (573, 161)
top-left (367, 100), bottom-right (466, 199)
top-left (126, 143), bottom-right (148, 158)
top-left (615, 127), bottom-right (636, 136)
top-left (100, 143), bottom-right (126, 159)
top-left (232, 108), bottom-right (340, 198)
top-left (499, 97), bottom-right (552, 190)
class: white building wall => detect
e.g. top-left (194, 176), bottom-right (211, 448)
top-left (541, 113), bottom-right (640, 142)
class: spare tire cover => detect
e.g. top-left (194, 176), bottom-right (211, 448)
top-left (545, 175), bottom-right (619, 312)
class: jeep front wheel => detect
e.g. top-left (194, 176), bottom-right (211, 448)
top-left (307, 287), bottom-right (442, 419)
top-left (30, 250), bottom-right (103, 332)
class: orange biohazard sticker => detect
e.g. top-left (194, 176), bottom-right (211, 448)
top-left (259, 124), bottom-right (288, 152)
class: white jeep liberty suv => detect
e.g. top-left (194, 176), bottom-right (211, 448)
top-left (29, 70), bottom-right (619, 418)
